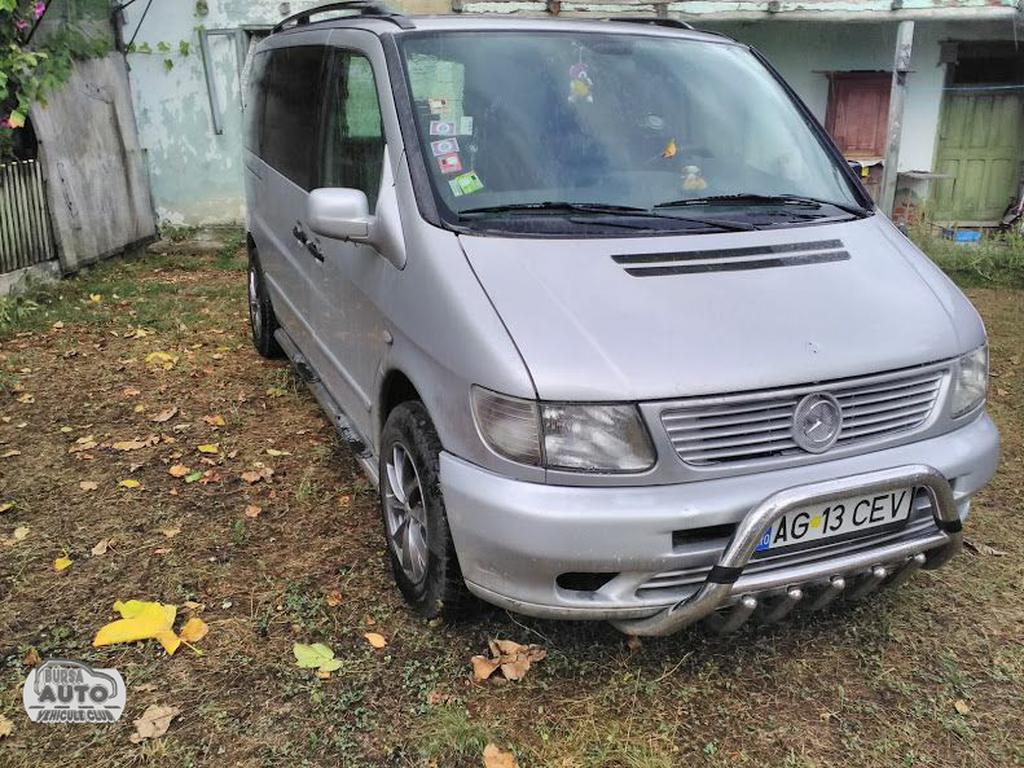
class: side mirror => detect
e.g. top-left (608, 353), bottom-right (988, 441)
top-left (307, 188), bottom-right (372, 242)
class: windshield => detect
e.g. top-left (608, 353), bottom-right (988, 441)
top-left (397, 31), bottom-right (865, 233)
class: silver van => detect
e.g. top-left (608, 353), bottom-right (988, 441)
top-left (243, 3), bottom-right (999, 636)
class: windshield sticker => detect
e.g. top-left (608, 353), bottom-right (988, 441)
top-left (430, 120), bottom-right (457, 136)
top-left (448, 171), bottom-right (484, 197)
top-left (662, 138), bottom-right (677, 159)
top-left (437, 153), bottom-right (464, 175)
top-left (431, 138), bottom-right (460, 157)
top-left (568, 62), bottom-right (594, 104)
top-left (682, 165), bottom-right (708, 191)
top-left (428, 97), bottom-right (450, 115)
top-left (458, 116), bottom-right (474, 136)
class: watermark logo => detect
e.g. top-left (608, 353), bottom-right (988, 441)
top-left (22, 659), bottom-right (125, 724)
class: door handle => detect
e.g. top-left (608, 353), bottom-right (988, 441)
top-left (292, 223), bottom-right (308, 245)
top-left (306, 240), bottom-right (324, 262)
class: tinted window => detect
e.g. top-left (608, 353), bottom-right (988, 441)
top-left (321, 52), bottom-right (385, 210)
top-left (262, 45), bottom-right (327, 190)
top-left (243, 51), bottom-right (269, 153)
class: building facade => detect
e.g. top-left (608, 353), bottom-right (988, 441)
top-left (119, 0), bottom-right (1024, 226)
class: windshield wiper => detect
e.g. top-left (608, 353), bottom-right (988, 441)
top-left (458, 200), bottom-right (755, 231)
top-left (654, 193), bottom-right (869, 218)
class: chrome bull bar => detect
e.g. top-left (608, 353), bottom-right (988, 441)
top-left (612, 464), bottom-right (962, 637)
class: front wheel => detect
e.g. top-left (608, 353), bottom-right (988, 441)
top-left (379, 401), bottom-right (473, 618)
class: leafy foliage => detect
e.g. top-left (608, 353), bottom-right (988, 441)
top-left (0, 0), bottom-right (111, 160)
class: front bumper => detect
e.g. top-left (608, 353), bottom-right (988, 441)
top-left (440, 413), bottom-right (999, 632)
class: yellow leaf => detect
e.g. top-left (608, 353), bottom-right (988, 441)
top-left (179, 617), bottom-right (209, 643)
top-left (160, 526), bottom-right (180, 538)
top-left (203, 414), bottom-right (226, 427)
top-left (1, 449), bottom-right (22, 458)
top-left (94, 601), bottom-right (178, 654)
top-left (89, 293), bottom-right (102, 303)
top-left (16, 393), bottom-right (34, 404)
top-left (364, 632), bottom-right (388, 649)
top-left (119, 479), bottom-right (141, 489)
top-left (13, 526), bottom-right (29, 541)
top-left (54, 556), bottom-right (73, 572)
top-left (0, 502), bottom-right (14, 514)
top-left (954, 699), bottom-right (971, 715)
top-left (483, 744), bottom-right (520, 768)
top-left (145, 351), bottom-right (178, 369)
top-left (197, 443), bottom-right (219, 454)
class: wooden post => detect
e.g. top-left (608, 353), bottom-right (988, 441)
top-left (879, 20), bottom-right (914, 218)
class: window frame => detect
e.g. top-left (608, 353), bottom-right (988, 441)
top-left (317, 45), bottom-right (389, 212)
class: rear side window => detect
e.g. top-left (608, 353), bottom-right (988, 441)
top-left (262, 45), bottom-right (327, 190)
top-left (320, 52), bottom-right (386, 210)
top-left (244, 51), bottom-right (269, 154)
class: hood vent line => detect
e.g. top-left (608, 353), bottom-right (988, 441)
top-left (613, 239), bottom-right (849, 276)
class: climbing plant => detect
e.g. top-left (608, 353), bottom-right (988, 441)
top-left (0, 0), bottom-right (110, 160)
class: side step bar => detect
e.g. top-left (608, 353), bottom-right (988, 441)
top-left (274, 329), bottom-right (379, 487)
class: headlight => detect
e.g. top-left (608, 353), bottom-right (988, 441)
top-left (951, 345), bottom-right (987, 418)
top-left (471, 387), bottom-right (656, 472)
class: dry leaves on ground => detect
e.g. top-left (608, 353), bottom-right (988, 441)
top-left (364, 632), bottom-right (387, 649)
top-left (293, 642), bottom-right (342, 675)
top-left (130, 704), bottom-right (180, 743)
top-left (964, 538), bottom-right (1009, 557)
top-left (471, 639), bottom-right (547, 683)
top-left (0, 713), bottom-right (13, 739)
top-left (151, 406), bottom-right (179, 423)
top-left (92, 538), bottom-right (111, 556)
top-left (483, 743), bottom-right (519, 768)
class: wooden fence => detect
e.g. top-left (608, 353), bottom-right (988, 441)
top-left (0, 159), bottom-right (56, 275)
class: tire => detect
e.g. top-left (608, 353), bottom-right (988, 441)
top-left (247, 243), bottom-right (283, 359)
top-left (379, 401), bottom-right (473, 618)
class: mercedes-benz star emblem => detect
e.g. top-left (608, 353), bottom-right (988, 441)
top-left (791, 393), bottom-right (842, 453)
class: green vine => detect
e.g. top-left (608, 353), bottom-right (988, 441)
top-left (1, 0), bottom-right (111, 160)
top-left (125, 37), bottom-right (192, 73)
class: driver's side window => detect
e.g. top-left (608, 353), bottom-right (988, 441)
top-left (320, 51), bottom-right (385, 211)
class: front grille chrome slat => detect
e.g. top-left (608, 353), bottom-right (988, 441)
top-left (662, 366), bottom-right (946, 467)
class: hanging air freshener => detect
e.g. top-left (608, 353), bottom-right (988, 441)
top-left (682, 165), bottom-right (708, 191)
top-left (568, 61), bottom-right (594, 104)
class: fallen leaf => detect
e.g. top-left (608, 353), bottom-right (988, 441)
top-left (483, 743), bottom-right (519, 768)
top-left (122, 387), bottom-right (141, 398)
top-left (119, 479), bottom-right (141, 489)
top-left (151, 406), bottom-right (179, 423)
top-left (144, 351), bottom-right (178, 370)
top-left (89, 293), bottom-right (102, 304)
top-left (364, 632), bottom-right (387, 649)
top-left (160, 526), bottom-right (181, 539)
top-left (92, 538), bottom-right (111, 556)
top-left (954, 699), bottom-right (971, 715)
top-left (266, 448), bottom-right (291, 457)
top-left (130, 704), bottom-right (180, 743)
top-left (0, 502), bottom-right (14, 514)
top-left (168, 464), bottom-right (190, 478)
top-left (244, 505), bottom-right (262, 519)
top-left (16, 393), bottom-right (34, 404)
top-left (964, 539), bottom-right (1009, 557)
top-left (325, 590), bottom-right (343, 607)
top-left (1, 449), bottom-right (21, 458)
top-left (178, 616), bottom-right (209, 643)
top-left (472, 640), bottom-right (547, 683)
top-left (426, 688), bottom-right (455, 706)
top-left (197, 443), bottom-right (219, 454)
top-left (94, 600), bottom-right (179, 655)
top-left (203, 414), bottom-right (225, 427)
top-left (112, 436), bottom-right (157, 451)
top-left (293, 642), bottom-right (343, 673)
top-left (54, 556), bottom-right (73, 572)
top-left (79, 480), bottom-right (99, 491)
top-left (22, 647), bottom-right (41, 667)
top-left (69, 436), bottom-right (98, 453)
top-left (184, 471), bottom-right (202, 483)
top-left (13, 526), bottom-right (29, 541)
top-left (0, 713), bottom-right (12, 739)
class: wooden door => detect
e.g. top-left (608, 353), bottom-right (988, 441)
top-left (826, 73), bottom-right (891, 160)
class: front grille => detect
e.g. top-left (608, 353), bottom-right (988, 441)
top-left (661, 364), bottom-right (946, 466)
top-left (638, 503), bottom-right (938, 598)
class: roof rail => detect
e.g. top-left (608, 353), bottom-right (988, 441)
top-left (271, 1), bottom-right (415, 33)
top-left (607, 16), bottom-right (695, 30)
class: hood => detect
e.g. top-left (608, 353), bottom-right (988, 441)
top-left (459, 216), bottom-right (972, 401)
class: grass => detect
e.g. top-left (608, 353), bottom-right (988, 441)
top-left (908, 222), bottom-right (1024, 289)
top-left (0, 235), bottom-right (1021, 767)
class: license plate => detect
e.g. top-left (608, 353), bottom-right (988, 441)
top-left (755, 487), bottom-right (916, 553)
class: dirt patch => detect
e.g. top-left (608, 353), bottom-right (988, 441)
top-left (0, 249), bottom-right (1021, 767)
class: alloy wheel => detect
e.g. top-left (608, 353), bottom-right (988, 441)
top-left (383, 443), bottom-right (429, 583)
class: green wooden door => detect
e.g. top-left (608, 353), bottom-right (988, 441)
top-left (932, 90), bottom-right (1024, 224)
